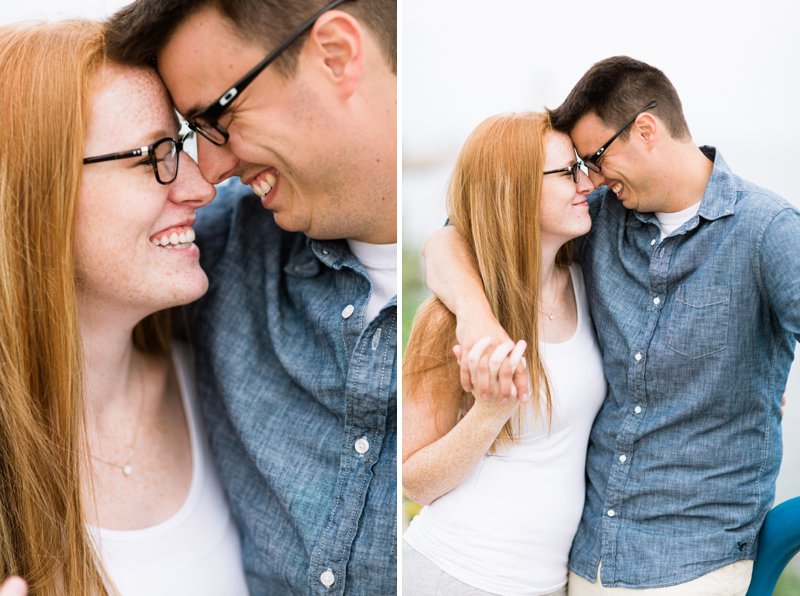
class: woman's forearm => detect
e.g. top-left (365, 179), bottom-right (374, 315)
top-left (403, 403), bottom-right (514, 505)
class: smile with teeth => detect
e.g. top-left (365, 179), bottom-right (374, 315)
top-left (611, 182), bottom-right (623, 195)
top-left (249, 171), bottom-right (277, 198)
top-left (150, 227), bottom-right (196, 249)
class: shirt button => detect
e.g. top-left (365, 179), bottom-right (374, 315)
top-left (341, 304), bottom-right (355, 319)
top-left (634, 405), bottom-right (642, 414)
top-left (607, 509), bottom-right (616, 517)
top-left (650, 239), bottom-right (656, 246)
top-left (619, 454), bottom-right (627, 463)
top-left (354, 436), bottom-right (370, 454)
top-left (653, 297), bottom-right (661, 305)
top-left (320, 569), bottom-right (335, 588)
top-left (371, 328), bottom-right (382, 351)
top-left (634, 353), bottom-right (642, 362)
top-left (322, 249), bottom-right (330, 255)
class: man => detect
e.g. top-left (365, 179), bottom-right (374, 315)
top-left (423, 56), bottom-right (798, 594)
top-left (107, 1), bottom-right (397, 594)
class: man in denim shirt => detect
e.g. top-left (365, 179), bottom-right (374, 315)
top-left (425, 56), bottom-right (797, 594)
top-left (107, 1), bottom-right (397, 594)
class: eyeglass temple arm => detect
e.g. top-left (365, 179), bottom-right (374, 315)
top-left (83, 146), bottom-right (149, 165)
top-left (200, 0), bottom-right (354, 122)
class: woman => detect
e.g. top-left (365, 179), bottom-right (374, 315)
top-left (402, 112), bottom-right (606, 595)
top-left (0, 21), bottom-right (247, 595)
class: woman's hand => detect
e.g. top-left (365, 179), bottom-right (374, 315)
top-left (0, 577), bottom-right (27, 596)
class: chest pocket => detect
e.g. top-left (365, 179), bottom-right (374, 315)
top-left (665, 284), bottom-right (731, 359)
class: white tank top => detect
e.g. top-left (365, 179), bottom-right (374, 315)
top-left (404, 265), bottom-right (606, 596)
top-left (88, 343), bottom-right (249, 596)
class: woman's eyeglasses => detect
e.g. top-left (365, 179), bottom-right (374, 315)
top-left (544, 158), bottom-right (589, 183)
top-left (82, 134), bottom-right (191, 185)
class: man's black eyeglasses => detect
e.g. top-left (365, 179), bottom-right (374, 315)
top-left (83, 134), bottom-right (190, 185)
top-left (186, 0), bottom-right (353, 146)
top-left (583, 100), bottom-right (657, 173)
top-left (544, 158), bottom-right (588, 184)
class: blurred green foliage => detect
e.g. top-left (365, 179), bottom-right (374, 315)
top-left (402, 248), bottom-right (428, 352)
top-left (402, 248), bottom-right (427, 529)
top-left (776, 562), bottom-right (800, 595)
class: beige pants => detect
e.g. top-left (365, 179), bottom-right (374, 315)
top-left (568, 561), bottom-right (753, 596)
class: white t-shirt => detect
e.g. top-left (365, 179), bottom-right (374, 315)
top-left (347, 239), bottom-right (397, 324)
top-left (88, 343), bottom-right (248, 596)
top-left (654, 201), bottom-right (701, 240)
top-left (404, 265), bottom-right (607, 596)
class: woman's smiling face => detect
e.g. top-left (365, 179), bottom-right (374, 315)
top-left (75, 64), bottom-right (215, 318)
top-left (539, 131), bottom-right (594, 247)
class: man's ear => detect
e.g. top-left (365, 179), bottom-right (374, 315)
top-left (306, 10), bottom-right (363, 97)
top-left (634, 112), bottom-right (658, 146)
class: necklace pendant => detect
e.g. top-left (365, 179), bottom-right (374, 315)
top-left (548, 314), bottom-right (554, 321)
top-left (122, 464), bottom-right (133, 476)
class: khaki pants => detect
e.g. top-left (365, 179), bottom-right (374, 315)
top-left (568, 561), bottom-right (753, 596)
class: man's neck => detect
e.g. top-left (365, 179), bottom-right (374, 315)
top-left (656, 142), bottom-right (714, 213)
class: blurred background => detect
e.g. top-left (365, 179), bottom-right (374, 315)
top-left (0, 1), bottom-right (129, 22)
top-left (402, 0), bottom-right (800, 591)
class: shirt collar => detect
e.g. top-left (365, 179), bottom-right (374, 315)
top-left (283, 235), bottom-right (369, 279)
top-left (695, 146), bottom-right (737, 221)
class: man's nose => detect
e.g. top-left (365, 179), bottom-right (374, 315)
top-left (197, 136), bottom-right (240, 185)
top-left (587, 168), bottom-right (606, 188)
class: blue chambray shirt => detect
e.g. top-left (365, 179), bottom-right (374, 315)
top-left (185, 181), bottom-right (397, 595)
top-left (570, 147), bottom-right (800, 588)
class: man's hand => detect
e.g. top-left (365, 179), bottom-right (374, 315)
top-left (0, 577), bottom-right (27, 596)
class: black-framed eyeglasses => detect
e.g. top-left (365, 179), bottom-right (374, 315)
top-left (583, 100), bottom-right (657, 173)
top-left (82, 134), bottom-right (190, 185)
top-left (544, 157), bottom-right (588, 183)
top-left (187, 0), bottom-right (353, 146)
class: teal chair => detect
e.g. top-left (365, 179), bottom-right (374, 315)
top-left (746, 497), bottom-right (800, 595)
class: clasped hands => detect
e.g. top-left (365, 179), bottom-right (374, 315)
top-left (452, 318), bottom-right (530, 408)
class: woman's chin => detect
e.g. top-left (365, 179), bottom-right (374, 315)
top-left (149, 274), bottom-right (209, 312)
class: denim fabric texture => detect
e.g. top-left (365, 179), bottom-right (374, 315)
top-left (185, 181), bottom-right (397, 595)
top-left (570, 147), bottom-right (800, 588)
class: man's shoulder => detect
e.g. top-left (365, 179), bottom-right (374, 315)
top-left (199, 179), bottom-right (293, 242)
top-left (732, 175), bottom-right (797, 221)
top-left (196, 179), bottom-right (307, 275)
top-left (587, 186), bottom-right (623, 214)
top-left (586, 187), bottom-right (627, 234)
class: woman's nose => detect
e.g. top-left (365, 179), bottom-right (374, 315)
top-left (169, 153), bottom-right (216, 207)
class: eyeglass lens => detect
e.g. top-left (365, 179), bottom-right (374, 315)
top-left (192, 117), bottom-right (225, 145)
top-left (154, 139), bottom-right (179, 183)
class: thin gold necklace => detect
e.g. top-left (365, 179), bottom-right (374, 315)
top-left (90, 356), bottom-right (146, 477)
top-left (540, 267), bottom-right (568, 321)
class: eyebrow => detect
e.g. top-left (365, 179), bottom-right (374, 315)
top-left (133, 128), bottom-right (177, 148)
top-left (180, 103), bottom-right (207, 122)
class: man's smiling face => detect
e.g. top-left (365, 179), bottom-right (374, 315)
top-left (570, 110), bottom-right (656, 213)
top-left (156, 4), bottom-right (370, 240)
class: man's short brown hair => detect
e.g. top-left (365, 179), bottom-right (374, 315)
top-left (106, 0), bottom-right (396, 75)
top-left (548, 56), bottom-right (690, 141)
